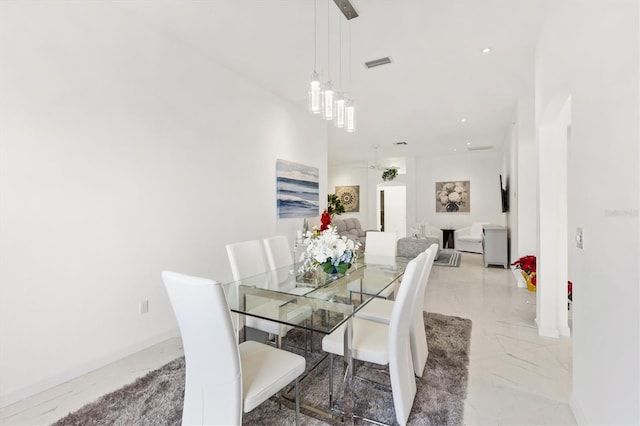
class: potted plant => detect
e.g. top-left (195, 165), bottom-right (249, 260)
top-left (382, 167), bottom-right (398, 181)
top-left (327, 193), bottom-right (345, 217)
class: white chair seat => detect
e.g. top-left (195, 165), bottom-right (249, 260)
top-left (245, 300), bottom-right (311, 335)
top-left (354, 297), bottom-right (393, 324)
top-left (240, 340), bottom-right (306, 412)
top-left (321, 318), bottom-right (391, 365)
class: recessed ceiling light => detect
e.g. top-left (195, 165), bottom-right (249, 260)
top-left (481, 47), bottom-right (492, 54)
top-left (466, 142), bottom-right (471, 146)
top-left (460, 118), bottom-right (467, 123)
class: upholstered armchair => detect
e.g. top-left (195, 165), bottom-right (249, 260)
top-left (454, 222), bottom-right (489, 253)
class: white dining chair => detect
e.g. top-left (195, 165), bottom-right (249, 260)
top-left (322, 252), bottom-right (427, 425)
top-left (348, 231), bottom-right (398, 300)
top-left (162, 271), bottom-right (306, 426)
top-left (226, 239), bottom-right (302, 348)
top-left (263, 235), bottom-right (313, 296)
top-left (354, 243), bottom-right (438, 377)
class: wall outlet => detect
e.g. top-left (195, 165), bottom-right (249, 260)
top-left (139, 300), bottom-right (149, 315)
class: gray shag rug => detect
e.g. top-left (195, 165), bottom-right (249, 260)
top-left (433, 250), bottom-right (461, 267)
top-left (53, 312), bottom-right (472, 426)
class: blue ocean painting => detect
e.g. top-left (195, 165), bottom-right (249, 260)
top-left (276, 159), bottom-right (319, 218)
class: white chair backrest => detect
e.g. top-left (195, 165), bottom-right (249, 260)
top-left (162, 271), bottom-right (242, 425)
top-left (365, 231), bottom-right (397, 257)
top-left (409, 244), bottom-right (438, 377)
top-left (263, 236), bottom-right (295, 291)
top-left (226, 240), bottom-right (268, 282)
top-left (388, 252), bottom-right (426, 425)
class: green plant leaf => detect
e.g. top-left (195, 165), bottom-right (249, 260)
top-left (322, 262), bottom-right (336, 274)
top-left (336, 262), bottom-right (349, 274)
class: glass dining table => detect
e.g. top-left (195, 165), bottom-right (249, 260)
top-left (221, 254), bottom-right (411, 423)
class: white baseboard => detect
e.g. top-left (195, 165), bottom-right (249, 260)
top-left (569, 392), bottom-right (587, 424)
top-left (0, 328), bottom-right (180, 408)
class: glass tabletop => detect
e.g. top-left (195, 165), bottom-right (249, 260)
top-left (221, 256), bottom-right (410, 335)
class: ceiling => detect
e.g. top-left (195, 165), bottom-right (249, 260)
top-left (120, 0), bottom-right (548, 168)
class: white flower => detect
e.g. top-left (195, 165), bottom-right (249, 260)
top-left (448, 191), bottom-right (461, 203)
top-left (299, 225), bottom-right (361, 274)
top-left (440, 195), bottom-right (449, 205)
top-left (454, 185), bottom-right (465, 194)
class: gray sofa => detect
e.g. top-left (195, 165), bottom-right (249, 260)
top-left (333, 218), bottom-right (367, 250)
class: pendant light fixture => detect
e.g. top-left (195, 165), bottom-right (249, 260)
top-left (345, 18), bottom-right (356, 132)
top-left (309, 0), bottom-right (321, 114)
top-left (321, 0), bottom-right (334, 121)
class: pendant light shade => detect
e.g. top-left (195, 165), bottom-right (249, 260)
top-left (322, 81), bottom-right (334, 121)
top-left (309, 0), bottom-right (321, 114)
top-left (334, 92), bottom-right (345, 128)
top-left (345, 99), bottom-right (356, 132)
top-left (309, 71), bottom-right (321, 114)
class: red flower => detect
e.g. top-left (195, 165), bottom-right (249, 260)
top-left (512, 255), bottom-right (536, 274)
top-left (320, 210), bottom-right (332, 231)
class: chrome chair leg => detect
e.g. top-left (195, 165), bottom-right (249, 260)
top-left (329, 353), bottom-right (334, 410)
top-left (295, 376), bottom-right (301, 426)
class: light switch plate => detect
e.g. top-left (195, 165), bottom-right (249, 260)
top-left (576, 227), bottom-right (584, 249)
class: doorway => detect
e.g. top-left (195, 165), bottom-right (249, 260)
top-left (377, 185), bottom-right (406, 238)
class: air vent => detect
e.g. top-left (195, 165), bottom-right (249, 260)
top-left (364, 57), bottom-right (392, 69)
top-left (467, 145), bottom-right (494, 151)
top-left (393, 141), bottom-right (408, 146)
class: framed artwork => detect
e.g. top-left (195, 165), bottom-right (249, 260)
top-left (335, 185), bottom-right (360, 212)
top-left (435, 181), bottom-right (470, 213)
top-left (276, 159), bottom-right (319, 218)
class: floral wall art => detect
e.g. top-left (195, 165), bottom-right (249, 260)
top-left (335, 185), bottom-right (360, 212)
top-left (276, 159), bottom-right (319, 218)
top-left (435, 181), bottom-right (470, 213)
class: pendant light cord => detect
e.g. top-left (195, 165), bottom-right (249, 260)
top-left (327, 0), bottom-right (330, 81)
top-left (349, 21), bottom-right (352, 94)
top-left (338, 15), bottom-right (342, 88)
top-left (314, 0), bottom-right (317, 72)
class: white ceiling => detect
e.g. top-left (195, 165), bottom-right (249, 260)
top-left (120, 0), bottom-right (547, 167)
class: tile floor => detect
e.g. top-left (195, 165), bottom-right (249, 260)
top-left (0, 252), bottom-right (576, 425)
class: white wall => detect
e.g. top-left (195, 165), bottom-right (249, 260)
top-left (0, 2), bottom-right (327, 405)
top-left (415, 151), bottom-right (506, 230)
top-left (504, 96), bottom-right (539, 261)
top-left (537, 1), bottom-right (639, 423)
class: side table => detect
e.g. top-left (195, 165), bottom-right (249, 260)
top-left (441, 229), bottom-right (455, 249)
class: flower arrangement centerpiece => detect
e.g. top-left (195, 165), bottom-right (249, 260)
top-left (299, 210), bottom-right (361, 279)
